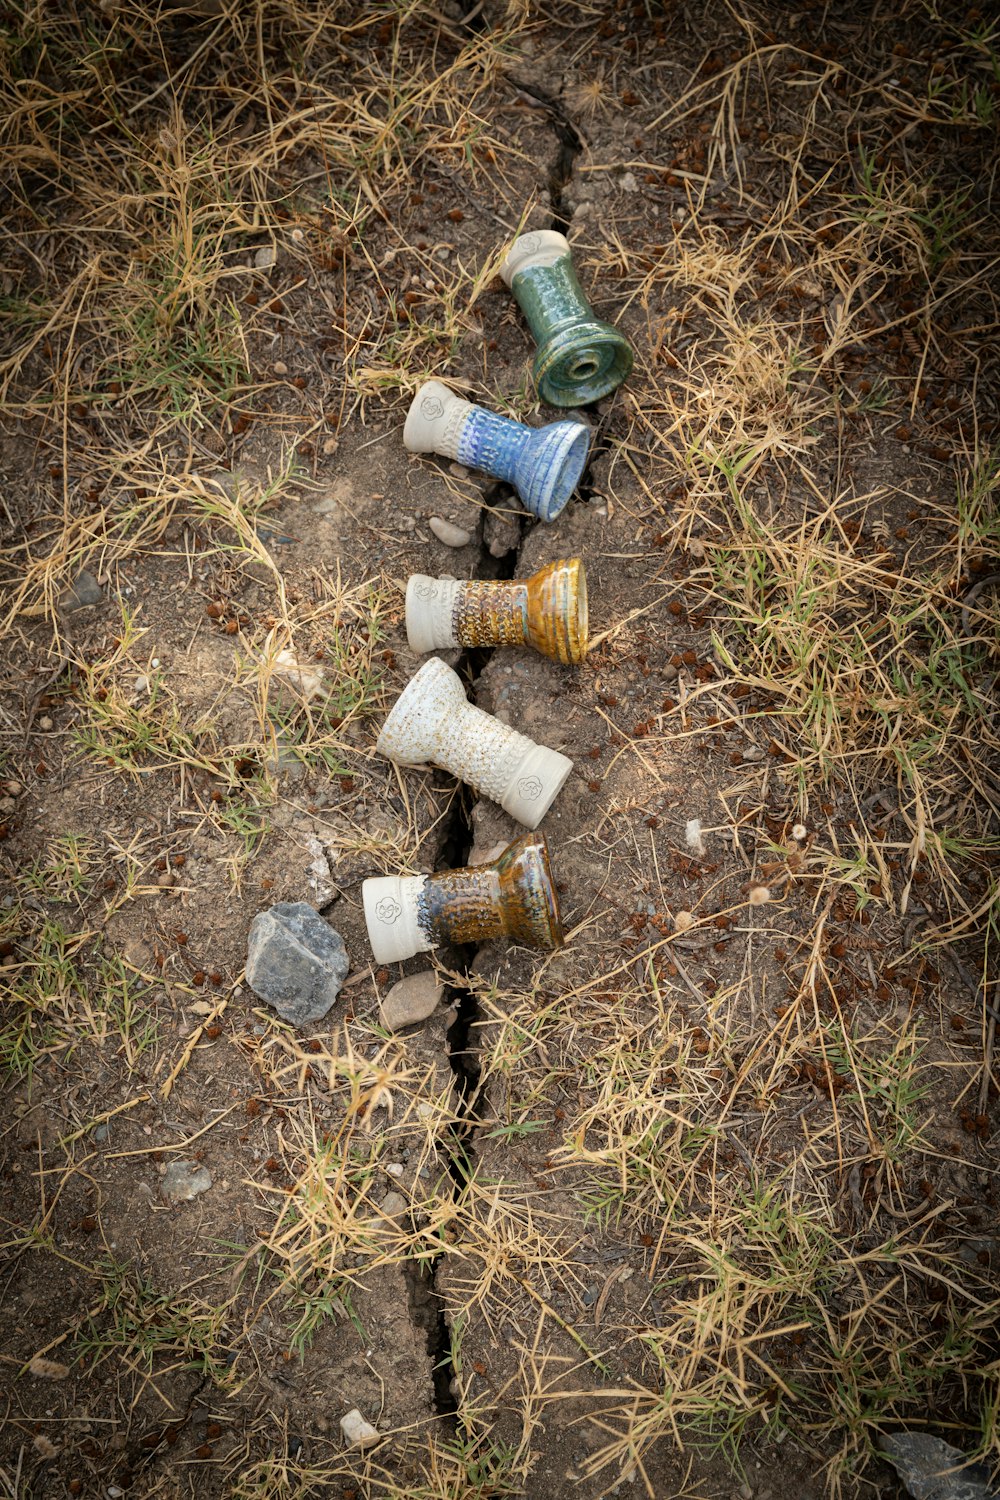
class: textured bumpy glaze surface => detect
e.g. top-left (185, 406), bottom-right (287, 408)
top-left (452, 558), bottom-right (587, 664)
top-left (456, 407), bottom-right (589, 522)
top-left (375, 657), bottom-right (572, 826)
top-left (404, 382), bottom-right (589, 522)
top-left (416, 833), bottom-right (563, 950)
top-left (506, 239), bottom-right (633, 406)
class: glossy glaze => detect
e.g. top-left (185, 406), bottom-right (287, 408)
top-left (418, 833), bottom-right (563, 949)
top-left (404, 380), bottom-right (589, 522)
top-left (405, 558), bottom-right (588, 665)
top-left (500, 230), bottom-right (633, 406)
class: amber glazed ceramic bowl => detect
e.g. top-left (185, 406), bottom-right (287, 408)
top-left (362, 832), bottom-right (564, 964)
top-left (405, 558), bottom-right (588, 665)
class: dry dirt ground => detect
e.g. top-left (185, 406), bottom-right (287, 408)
top-left (1, 2), bottom-right (999, 1498)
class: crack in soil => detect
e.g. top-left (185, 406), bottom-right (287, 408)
top-left (411, 68), bottom-right (612, 1427)
top-left (403, 488), bottom-right (524, 1422)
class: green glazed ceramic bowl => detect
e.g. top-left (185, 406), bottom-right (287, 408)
top-left (500, 230), bottom-right (633, 405)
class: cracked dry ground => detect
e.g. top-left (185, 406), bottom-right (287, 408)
top-left (1, 3), bottom-right (999, 1499)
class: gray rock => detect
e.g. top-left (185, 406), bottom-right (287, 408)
top-left (378, 1191), bottom-right (408, 1220)
top-left (379, 970), bottom-right (442, 1032)
top-left (429, 516), bottom-right (471, 548)
top-left (877, 1433), bottom-right (997, 1500)
top-left (59, 570), bottom-right (102, 612)
top-left (246, 902), bottom-right (349, 1024)
top-left (162, 1160), bottom-right (213, 1202)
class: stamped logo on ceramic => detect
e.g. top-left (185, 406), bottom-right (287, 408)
top-left (375, 897), bottom-right (402, 924)
top-left (519, 233), bottom-right (541, 256)
top-left (517, 775), bottom-right (543, 801)
top-left (420, 394), bottom-right (445, 421)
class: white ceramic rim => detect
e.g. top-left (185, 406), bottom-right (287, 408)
top-left (500, 229), bottom-right (571, 286)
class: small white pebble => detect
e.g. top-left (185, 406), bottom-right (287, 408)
top-left (273, 360), bottom-right (288, 375)
top-left (684, 818), bottom-right (706, 857)
top-left (36, 716), bottom-right (53, 731)
top-left (748, 886), bottom-right (771, 907)
top-left (429, 516), bottom-right (471, 548)
top-left (151, 657), bottom-right (160, 669)
top-left (340, 1408), bottom-right (380, 1449)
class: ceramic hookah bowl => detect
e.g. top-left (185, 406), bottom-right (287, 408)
top-left (376, 656), bottom-right (572, 829)
top-left (363, 831), bottom-right (563, 964)
top-left (404, 380), bottom-right (590, 523)
top-left (405, 557), bottom-right (588, 666)
top-left (500, 229), bottom-right (633, 406)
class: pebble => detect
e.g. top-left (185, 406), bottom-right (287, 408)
top-left (272, 649), bottom-right (325, 701)
top-left (878, 1432), bottom-right (994, 1500)
top-left (339, 1408), bottom-right (380, 1449)
top-left (58, 570), bottom-right (102, 613)
top-left (619, 171), bottom-right (639, 192)
top-left (429, 516), bottom-right (471, 548)
top-left (304, 834), bottom-right (336, 906)
top-left (378, 1191), bottom-right (408, 1220)
top-left (469, 841), bottom-right (506, 867)
top-left (273, 360), bottom-right (288, 375)
top-left (742, 746), bottom-right (765, 763)
top-left (36, 716), bottom-right (53, 731)
top-left (157, 872), bottom-right (174, 889)
top-left (448, 462), bottom-right (469, 478)
top-left (161, 1160), bottom-right (213, 1203)
top-left (246, 902), bottom-right (350, 1025)
top-left (379, 970), bottom-right (442, 1032)
top-left (254, 245), bottom-right (276, 270)
top-left (386, 1162), bottom-right (404, 1177)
